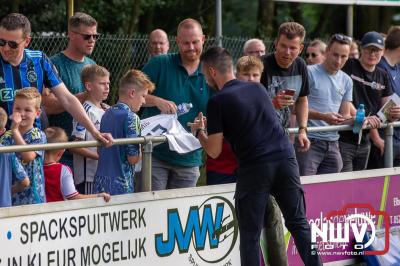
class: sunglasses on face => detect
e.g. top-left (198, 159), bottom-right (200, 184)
top-left (332, 34), bottom-right (352, 44)
top-left (306, 52), bottom-right (317, 58)
top-left (72, 31), bottom-right (100, 41)
top-left (0, 39), bottom-right (24, 49)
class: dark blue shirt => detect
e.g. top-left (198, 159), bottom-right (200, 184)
top-left (0, 49), bottom-right (62, 127)
top-left (207, 79), bottom-right (294, 169)
top-left (378, 57), bottom-right (400, 144)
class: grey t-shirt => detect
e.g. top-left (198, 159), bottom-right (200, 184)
top-left (307, 64), bottom-right (353, 141)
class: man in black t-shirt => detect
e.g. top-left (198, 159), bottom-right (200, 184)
top-left (260, 22), bottom-right (310, 152)
top-left (191, 47), bottom-right (322, 266)
top-left (339, 31), bottom-right (396, 171)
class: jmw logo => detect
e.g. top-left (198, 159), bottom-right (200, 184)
top-left (154, 196), bottom-right (238, 263)
top-left (155, 204), bottom-right (224, 256)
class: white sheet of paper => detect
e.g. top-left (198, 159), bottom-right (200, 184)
top-left (377, 94), bottom-right (400, 123)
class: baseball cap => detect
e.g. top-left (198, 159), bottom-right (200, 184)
top-left (361, 31), bottom-right (384, 49)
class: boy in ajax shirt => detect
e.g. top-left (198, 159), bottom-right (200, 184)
top-left (94, 70), bottom-right (154, 195)
top-left (71, 65), bottom-right (110, 194)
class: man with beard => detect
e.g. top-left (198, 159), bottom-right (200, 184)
top-left (141, 18), bottom-right (212, 191)
top-left (191, 46), bottom-right (322, 266)
top-left (43, 12), bottom-right (99, 168)
top-left (260, 22), bottom-right (310, 153)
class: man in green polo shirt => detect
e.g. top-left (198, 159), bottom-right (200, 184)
top-left (141, 18), bottom-right (211, 190)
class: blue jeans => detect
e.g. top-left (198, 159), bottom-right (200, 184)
top-left (296, 139), bottom-right (343, 176)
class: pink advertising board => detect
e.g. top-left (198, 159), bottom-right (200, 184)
top-left (261, 170), bottom-right (400, 265)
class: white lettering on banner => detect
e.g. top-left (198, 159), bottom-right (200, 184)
top-left (0, 192), bottom-right (240, 265)
top-left (309, 203), bottom-right (391, 257)
top-left (4, 239), bottom-right (147, 266)
top-left (391, 215), bottom-right (400, 224)
top-left (394, 197), bottom-right (400, 207)
top-left (19, 208), bottom-right (145, 244)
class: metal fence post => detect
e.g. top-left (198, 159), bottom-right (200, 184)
top-left (215, 0), bottom-right (222, 47)
top-left (384, 124), bottom-right (394, 168)
top-left (141, 139), bottom-right (153, 192)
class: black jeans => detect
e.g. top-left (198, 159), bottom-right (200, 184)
top-left (235, 157), bottom-right (322, 266)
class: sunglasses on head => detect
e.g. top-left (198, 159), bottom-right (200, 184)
top-left (306, 52), bottom-right (317, 58)
top-left (72, 31), bottom-right (100, 41)
top-left (332, 34), bottom-right (352, 44)
top-left (0, 39), bottom-right (24, 49)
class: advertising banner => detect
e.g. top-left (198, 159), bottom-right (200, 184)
top-left (0, 170), bottom-right (399, 265)
top-left (0, 191), bottom-right (240, 266)
top-left (282, 174), bottom-right (400, 265)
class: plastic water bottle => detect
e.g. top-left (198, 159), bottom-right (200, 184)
top-left (176, 103), bottom-right (193, 116)
top-left (353, 104), bottom-right (365, 134)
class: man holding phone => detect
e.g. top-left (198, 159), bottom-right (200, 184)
top-left (295, 34), bottom-right (354, 175)
top-left (260, 22), bottom-right (310, 152)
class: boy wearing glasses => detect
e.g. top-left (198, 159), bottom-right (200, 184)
top-left (339, 31), bottom-right (395, 171)
top-left (0, 13), bottom-right (113, 148)
top-left (46, 12), bottom-right (99, 169)
top-left (296, 34), bottom-right (353, 176)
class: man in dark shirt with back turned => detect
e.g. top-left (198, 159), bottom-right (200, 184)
top-left (190, 46), bottom-right (322, 266)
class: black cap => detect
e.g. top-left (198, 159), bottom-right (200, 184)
top-left (361, 31), bottom-right (384, 49)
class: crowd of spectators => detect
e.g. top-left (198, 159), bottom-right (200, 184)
top-left (1, 10), bottom-right (400, 266)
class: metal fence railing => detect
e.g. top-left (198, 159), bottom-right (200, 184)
top-left (1, 122), bottom-right (399, 192)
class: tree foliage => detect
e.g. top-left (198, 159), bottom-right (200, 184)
top-left (1, 0), bottom-right (400, 40)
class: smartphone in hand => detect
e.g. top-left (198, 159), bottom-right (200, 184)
top-left (282, 89), bottom-right (296, 97)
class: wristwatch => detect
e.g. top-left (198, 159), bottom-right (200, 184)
top-left (298, 126), bottom-right (308, 133)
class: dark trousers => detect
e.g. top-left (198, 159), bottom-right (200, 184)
top-left (339, 141), bottom-right (370, 172)
top-left (235, 157), bottom-right (322, 266)
top-left (207, 171), bottom-right (288, 265)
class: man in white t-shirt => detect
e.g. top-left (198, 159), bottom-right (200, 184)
top-left (71, 65), bottom-right (110, 194)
